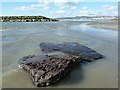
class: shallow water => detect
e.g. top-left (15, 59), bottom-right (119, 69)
top-left (1, 21), bottom-right (118, 88)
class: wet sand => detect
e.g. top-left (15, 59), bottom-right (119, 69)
top-left (88, 20), bottom-right (118, 30)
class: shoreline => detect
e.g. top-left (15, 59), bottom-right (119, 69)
top-left (87, 20), bottom-right (118, 30)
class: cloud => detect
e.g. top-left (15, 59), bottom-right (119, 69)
top-left (112, 11), bottom-right (118, 15)
top-left (95, 10), bottom-right (118, 16)
top-left (99, 5), bottom-right (118, 16)
top-left (30, 2), bottom-right (49, 8)
top-left (79, 7), bottom-right (94, 16)
top-left (44, 6), bottom-right (49, 10)
top-left (37, 0), bottom-right (83, 10)
top-left (102, 5), bottom-right (117, 10)
top-left (57, 10), bottom-right (65, 14)
top-left (59, 5), bottom-right (70, 9)
top-left (37, 0), bottom-right (119, 3)
top-left (15, 6), bottom-right (37, 11)
top-left (71, 6), bottom-right (77, 10)
top-left (30, 3), bottom-right (41, 7)
top-left (38, 0), bottom-right (83, 3)
top-left (15, 2), bottom-right (50, 12)
top-left (78, 5), bottom-right (118, 16)
top-left (14, 1), bottom-right (118, 17)
top-left (2, 0), bottom-right (119, 2)
top-left (14, 0), bottom-right (81, 14)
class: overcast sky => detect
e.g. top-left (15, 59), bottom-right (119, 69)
top-left (1, 0), bottom-right (118, 18)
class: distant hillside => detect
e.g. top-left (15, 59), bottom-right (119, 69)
top-left (56, 16), bottom-right (91, 19)
top-left (56, 16), bottom-right (118, 21)
top-left (0, 16), bottom-right (59, 22)
top-left (56, 16), bottom-right (118, 19)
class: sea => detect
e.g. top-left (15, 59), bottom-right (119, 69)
top-left (1, 21), bottom-right (118, 88)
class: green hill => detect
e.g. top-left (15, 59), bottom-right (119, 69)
top-left (0, 16), bottom-right (59, 22)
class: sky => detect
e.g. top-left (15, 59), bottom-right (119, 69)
top-left (1, 0), bottom-right (119, 18)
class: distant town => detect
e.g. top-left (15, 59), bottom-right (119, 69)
top-left (56, 16), bottom-right (118, 21)
top-left (0, 16), bottom-right (118, 22)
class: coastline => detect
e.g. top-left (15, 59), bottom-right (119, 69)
top-left (87, 20), bottom-right (118, 30)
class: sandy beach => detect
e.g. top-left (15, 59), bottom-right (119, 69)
top-left (88, 20), bottom-right (118, 30)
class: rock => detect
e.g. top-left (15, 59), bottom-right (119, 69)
top-left (18, 42), bottom-right (103, 87)
top-left (18, 54), bottom-right (81, 87)
top-left (40, 42), bottom-right (103, 62)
